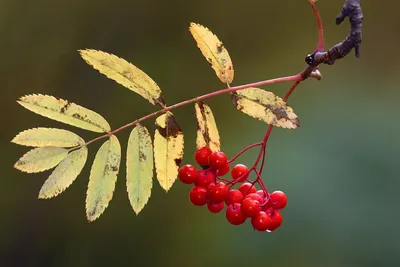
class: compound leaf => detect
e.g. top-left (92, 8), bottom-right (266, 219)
top-left (12, 128), bottom-right (82, 147)
top-left (39, 144), bottom-right (88, 199)
top-left (126, 124), bottom-right (153, 215)
top-left (79, 49), bottom-right (165, 107)
top-left (154, 112), bottom-right (184, 191)
top-left (232, 88), bottom-right (299, 129)
top-left (86, 135), bottom-right (121, 222)
top-left (189, 22), bottom-right (234, 84)
top-left (195, 102), bottom-right (220, 152)
top-left (18, 94), bottom-right (111, 133)
top-left (14, 147), bottom-right (69, 173)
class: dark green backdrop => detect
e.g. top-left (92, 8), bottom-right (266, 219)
top-left (1, 0), bottom-right (399, 266)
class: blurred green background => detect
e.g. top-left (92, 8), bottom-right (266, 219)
top-left (1, 0), bottom-right (399, 266)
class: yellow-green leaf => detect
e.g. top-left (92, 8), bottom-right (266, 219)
top-left (154, 112), bottom-right (184, 191)
top-left (12, 128), bottom-right (82, 147)
top-left (14, 147), bottom-right (69, 173)
top-left (127, 124), bottom-right (153, 214)
top-left (86, 135), bottom-right (121, 222)
top-left (39, 145), bottom-right (88, 199)
top-left (231, 88), bottom-right (299, 129)
top-left (79, 49), bottom-right (165, 106)
top-left (195, 102), bottom-right (220, 152)
top-left (189, 22), bottom-right (234, 84)
top-left (17, 94), bottom-right (110, 133)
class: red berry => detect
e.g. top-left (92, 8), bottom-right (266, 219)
top-left (178, 165), bottom-right (198, 184)
top-left (265, 209), bottom-right (283, 231)
top-left (207, 202), bottom-right (224, 213)
top-left (195, 170), bottom-right (215, 188)
top-left (231, 164), bottom-right (249, 182)
top-left (246, 193), bottom-right (264, 203)
top-left (269, 191), bottom-right (287, 210)
top-left (195, 147), bottom-right (213, 166)
top-left (238, 183), bottom-right (256, 197)
top-left (209, 151), bottom-right (228, 169)
top-left (189, 186), bottom-right (208, 206)
top-left (225, 189), bottom-right (244, 205)
top-left (251, 211), bottom-right (272, 231)
top-left (256, 190), bottom-right (266, 198)
top-left (226, 203), bottom-right (247, 225)
top-left (241, 198), bottom-right (261, 218)
top-left (208, 182), bottom-right (229, 203)
top-left (216, 163), bottom-right (230, 176)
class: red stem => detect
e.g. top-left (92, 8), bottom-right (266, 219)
top-left (310, 0), bottom-right (325, 51)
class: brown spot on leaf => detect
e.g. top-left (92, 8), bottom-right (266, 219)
top-left (266, 105), bottom-right (288, 121)
top-left (157, 114), bottom-right (182, 139)
top-left (139, 152), bottom-right (147, 161)
top-left (196, 101), bottom-right (211, 147)
top-left (216, 43), bottom-right (224, 53)
top-left (60, 102), bottom-right (72, 114)
top-left (174, 158), bottom-right (182, 167)
top-left (155, 96), bottom-right (166, 107)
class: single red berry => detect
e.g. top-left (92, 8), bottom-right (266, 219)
top-left (195, 170), bottom-right (215, 188)
top-left (216, 163), bottom-right (230, 176)
top-left (189, 186), bottom-right (208, 206)
top-left (195, 147), bottom-right (213, 166)
top-left (256, 190), bottom-right (266, 198)
top-left (207, 201), bottom-right (224, 213)
top-left (226, 203), bottom-right (247, 225)
top-left (209, 151), bottom-right (228, 169)
top-left (251, 211), bottom-right (272, 231)
top-left (246, 193), bottom-right (264, 203)
top-left (265, 209), bottom-right (283, 231)
top-left (231, 164), bottom-right (249, 182)
top-left (178, 165), bottom-right (198, 184)
top-left (241, 197), bottom-right (261, 218)
top-left (225, 189), bottom-right (244, 205)
top-left (238, 183), bottom-right (256, 197)
top-left (208, 182), bottom-right (229, 203)
top-left (269, 191), bottom-right (288, 210)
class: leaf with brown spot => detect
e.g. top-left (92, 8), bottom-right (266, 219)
top-left (189, 23), bottom-right (234, 84)
top-left (79, 49), bottom-right (165, 106)
top-left (194, 102), bottom-right (220, 152)
top-left (14, 147), bottom-right (69, 173)
top-left (17, 94), bottom-right (111, 133)
top-left (154, 112), bottom-right (184, 191)
top-left (231, 88), bottom-right (299, 129)
top-left (86, 135), bottom-right (121, 222)
top-left (12, 128), bottom-right (82, 147)
top-left (126, 124), bottom-right (153, 214)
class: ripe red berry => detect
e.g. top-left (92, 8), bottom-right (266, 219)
top-left (246, 193), bottom-right (264, 203)
top-left (241, 198), bottom-right (262, 218)
top-left (225, 189), bottom-right (244, 205)
top-left (208, 182), bottom-right (229, 203)
top-left (265, 209), bottom-right (283, 231)
top-left (195, 147), bottom-right (213, 166)
top-left (238, 183), bottom-right (256, 197)
top-left (216, 163), bottom-right (230, 176)
top-left (207, 202), bottom-right (224, 213)
top-left (195, 170), bottom-right (215, 188)
top-left (226, 203), bottom-right (247, 225)
top-left (256, 190), bottom-right (266, 198)
top-left (178, 165), bottom-right (198, 184)
top-left (209, 151), bottom-right (228, 169)
top-left (231, 164), bottom-right (249, 182)
top-left (251, 211), bottom-right (272, 231)
top-left (269, 191), bottom-right (288, 210)
top-left (189, 186), bottom-right (208, 206)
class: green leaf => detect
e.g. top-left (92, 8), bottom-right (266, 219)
top-left (18, 94), bottom-right (111, 133)
top-left (12, 128), bottom-right (82, 147)
top-left (126, 124), bottom-right (153, 214)
top-left (14, 147), bottom-right (69, 173)
top-left (86, 135), bottom-right (121, 222)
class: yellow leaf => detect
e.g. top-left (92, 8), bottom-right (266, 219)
top-left (154, 112), bottom-right (184, 191)
top-left (194, 102), bottom-right (220, 152)
top-left (189, 22), bottom-right (234, 84)
top-left (86, 135), bottom-right (121, 222)
top-left (14, 147), bottom-right (69, 173)
top-left (39, 145), bottom-right (88, 199)
top-left (231, 88), bottom-right (300, 129)
top-left (18, 94), bottom-right (111, 133)
top-left (12, 128), bottom-right (82, 147)
top-left (126, 124), bottom-right (153, 214)
top-left (79, 49), bottom-right (165, 106)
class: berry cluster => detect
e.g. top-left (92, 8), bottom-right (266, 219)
top-left (178, 147), bottom-right (288, 232)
